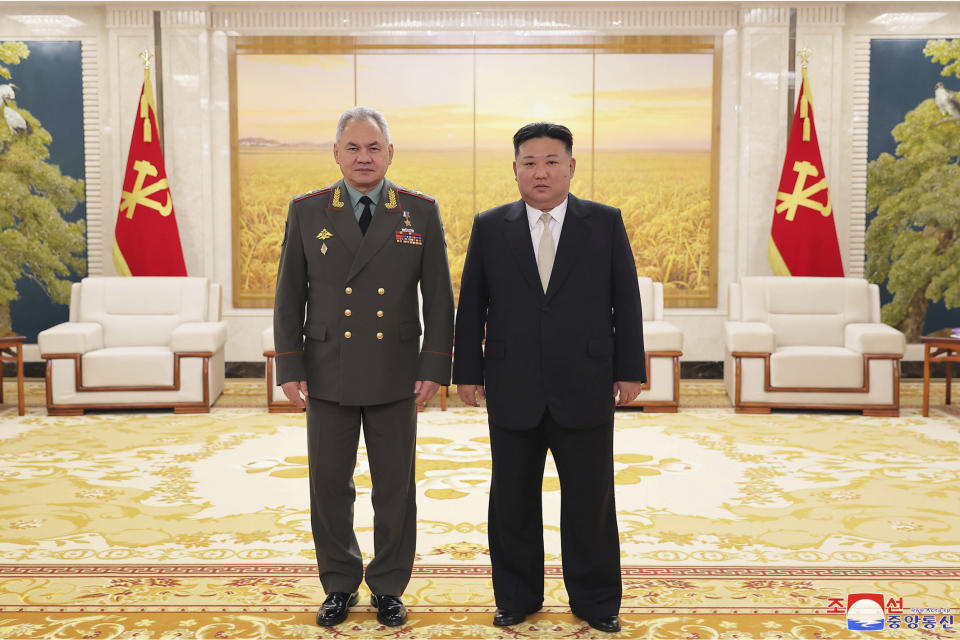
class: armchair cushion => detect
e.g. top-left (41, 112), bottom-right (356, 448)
top-left (262, 327), bottom-right (275, 353)
top-left (83, 347), bottom-right (174, 387)
top-left (844, 323), bottom-right (905, 355)
top-left (770, 346), bottom-right (863, 388)
top-left (170, 322), bottom-right (228, 353)
top-left (643, 320), bottom-right (683, 352)
top-left (725, 322), bottom-right (776, 353)
top-left (38, 322), bottom-right (103, 355)
top-left (78, 277), bottom-right (211, 347)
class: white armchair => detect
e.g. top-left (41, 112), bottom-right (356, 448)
top-left (624, 277), bottom-right (683, 412)
top-left (724, 276), bottom-right (904, 416)
top-left (38, 277), bottom-right (226, 415)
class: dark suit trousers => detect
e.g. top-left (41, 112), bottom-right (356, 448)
top-left (488, 409), bottom-right (621, 619)
top-left (306, 395), bottom-right (417, 596)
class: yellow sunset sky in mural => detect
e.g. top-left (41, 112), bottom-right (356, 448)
top-left (237, 52), bottom-right (713, 151)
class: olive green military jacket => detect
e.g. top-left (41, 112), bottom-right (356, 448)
top-left (273, 178), bottom-right (454, 406)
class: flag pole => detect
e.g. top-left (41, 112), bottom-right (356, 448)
top-left (786, 7), bottom-right (797, 138)
top-left (798, 48), bottom-right (812, 142)
top-left (152, 11), bottom-right (165, 151)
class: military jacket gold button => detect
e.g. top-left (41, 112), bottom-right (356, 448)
top-left (377, 310), bottom-right (384, 317)
top-left (377, 332), bottom-right (384, 340)
top-left (345, 287), bottom-right (353, 295)
top-left (378, 288), bottom-right (385, 295)
top-left (344, 331), bottom-right (352, 339)
top-left (344, 309), bottom-right (352, 317)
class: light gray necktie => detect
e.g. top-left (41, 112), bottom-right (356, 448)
top-left (537, 212), bottom-right (555, 293)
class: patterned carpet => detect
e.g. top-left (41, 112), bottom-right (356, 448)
top-left (0, 379), bottom-right (958, 639)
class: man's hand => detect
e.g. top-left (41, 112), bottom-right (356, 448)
top-left (457, 384), bottom-right (486, 407)
top-left (613, 380), bottom-right (644, 406)
top-left (281, 380), bottom-right (308, 409)
top-left (414, 380), bottom-right (441, 407)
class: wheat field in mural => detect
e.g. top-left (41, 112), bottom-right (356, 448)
top-left (235, 147), bottom-right (711, 302)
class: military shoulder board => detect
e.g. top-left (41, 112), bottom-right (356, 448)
top-left (293, 187), bottom-right (332, 203)
top-left (397, 187), bottom-right (435, 203)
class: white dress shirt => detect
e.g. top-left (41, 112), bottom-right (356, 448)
top-left (526, 197), bottom-right (568, 261)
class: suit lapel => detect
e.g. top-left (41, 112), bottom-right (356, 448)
top-left (326, 179), bottom-right (362, 255)
top-left (502, 200), bottom-right (543, 296)
top-left (346, 178), bottom-right (402, 282)
top-left (545, 194), bottom-right (591, 302)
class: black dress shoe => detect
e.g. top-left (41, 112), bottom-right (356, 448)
top-left (587, 615), bottom-right (621, 633)
top-left (371, 594), bottom-right (407, 627)
top-left (493, 608), bottom-right (527, 626)
top-left (316, 591), bottom-right (359, 626)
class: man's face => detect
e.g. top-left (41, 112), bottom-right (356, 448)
top-left (513, 136), bottom-right (576, 211)
top-left (333, 117), bottom-right (394, 192)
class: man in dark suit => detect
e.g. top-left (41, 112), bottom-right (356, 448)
top-left (453, 122), bottom-right (646, 633)
top-left (273, 106), bottom-right (454, 628)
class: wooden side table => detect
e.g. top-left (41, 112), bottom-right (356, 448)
top-left (921, 330), bottom-right (960, 417)
top-left (0, 333), bottom-right (26, 416)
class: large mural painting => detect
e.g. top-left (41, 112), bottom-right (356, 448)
top-left (230, 37), bottom-right (719, 310)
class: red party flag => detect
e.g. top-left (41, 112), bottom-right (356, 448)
top-left (769, 64), bottom-right (844, 276)
top-left (113, 63), bottom-right (186, 276)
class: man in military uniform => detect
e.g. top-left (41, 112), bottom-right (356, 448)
top-left (273, 106), bottom-right (454, 628)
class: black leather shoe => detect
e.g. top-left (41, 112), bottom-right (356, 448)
top-left (316, 591), bottom-right (359, 626)
top-left (493, 606), bottom-right (542, 626)
top-left (588, 615), bottom-right (621, 633)
top-left (493, 608), bottom-right (527, 626)
top-left (371, 594), bottom-right (407, 627)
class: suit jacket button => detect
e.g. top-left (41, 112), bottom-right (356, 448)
top-left (345, 287), bottom-right (353, 295)
top-left (378, 287), bottom-right (385, 295)
top-left (377, 310), bottom-right (384, 317)
top-left (344, 309), bottom-right (352, 316)
top-left (377, 332), bottom-right (384, 340)
top-left (344, 331), bottom-right (352, 339)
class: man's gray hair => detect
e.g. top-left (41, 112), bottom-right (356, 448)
top-left (336, 106), bottom-right (391, 143)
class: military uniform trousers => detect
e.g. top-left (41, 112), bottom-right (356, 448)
top-left (306, 395), bottom-right (418, 596)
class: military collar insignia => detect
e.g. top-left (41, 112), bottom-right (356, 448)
top-left (331, 186), bottom-right (346, 209)
top-left (385, 188), bottom-right (399, 211)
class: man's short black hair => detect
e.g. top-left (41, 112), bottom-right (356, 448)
top-left (513, 122), bottom-right (573, 157)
